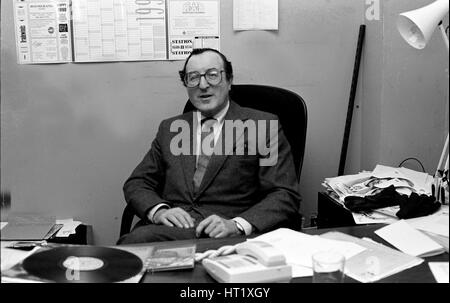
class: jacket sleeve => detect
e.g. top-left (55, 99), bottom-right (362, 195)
top-left (237, 121), bottom-right (301, 232)
top-left (123, 122), bottom-right (171, 220)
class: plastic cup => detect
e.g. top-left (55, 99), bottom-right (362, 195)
top-left (312, 251), bottom-right (345, 283)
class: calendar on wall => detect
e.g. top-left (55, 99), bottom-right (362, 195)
top-left (13, 0), bottom-right (220, 64)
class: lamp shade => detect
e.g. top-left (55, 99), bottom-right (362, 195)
top-left (397, 0), bottom-right (449, 49)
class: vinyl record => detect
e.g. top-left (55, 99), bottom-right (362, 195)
top-left (22, 246), bottom-right (143, 283)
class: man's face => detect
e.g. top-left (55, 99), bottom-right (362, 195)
top-left (185, 51), bottom-right (231, 117)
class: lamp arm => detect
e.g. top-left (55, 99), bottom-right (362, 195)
top-left (435, 23), bottom-right (449, 179)
top-left (435, 134), bottom-right (449, 177)
top-left (438, 22), bottom-right (449, 52)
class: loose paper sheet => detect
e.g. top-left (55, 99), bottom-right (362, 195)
top-left (428, 262), bottom-right (449, 283)
top-left (233, 0), bottom-right (278, 31)
top-left (406, 205), bottom-right (449, 237)
top-left (375, 220), bottom-right (445, 257)
top-left (1, 247), bottom-right (41, 272)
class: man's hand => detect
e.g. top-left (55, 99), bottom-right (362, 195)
top-left (153, 207), bottom-right (195, 228)
top-left (195, 215), bottom-right (240, 238)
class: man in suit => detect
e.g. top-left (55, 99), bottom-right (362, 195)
top-left (117, 48), bottom-right (300, 244)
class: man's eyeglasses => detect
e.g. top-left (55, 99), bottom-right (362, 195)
top-left (184, 68), bottom-right (225, 88)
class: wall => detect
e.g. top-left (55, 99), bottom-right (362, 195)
top-left (361, 0), bottom-right (449, 174)
top-left (1, 0), bottom-right (447, 245)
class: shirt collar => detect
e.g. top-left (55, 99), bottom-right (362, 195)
top-left (197, 100), bottom-right (230, 125)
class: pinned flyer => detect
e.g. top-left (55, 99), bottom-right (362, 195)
top-left (167, 0), bottom-right (220, 60)
top-left (13, 0), bottom-right (73, 64)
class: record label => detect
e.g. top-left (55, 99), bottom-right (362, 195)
top-left (62, 256), bottom-right (104, 271)
top-left (23, 246), bottom-right (143, 283)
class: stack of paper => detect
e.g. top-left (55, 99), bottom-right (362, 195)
top-left (375, 220), bottom-right (445, 257)
top-left (323, 164), bottom-right (433, 203)
top-left (322, 172), bottom-right (372, 203)
top-left (248, 228), bottom-right (366, 277)
top-left (55, 218), bottom-right (82, 237)
top-left (320, 232), bottom-right (424, 283)
top-left (1, 213), bottom-right (56, 241)
top-left (322, 164), bottom-right (435, 225)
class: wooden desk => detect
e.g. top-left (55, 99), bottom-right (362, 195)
top-left (141, 224), bottom-right (448, 283)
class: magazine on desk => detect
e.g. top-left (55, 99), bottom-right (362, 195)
top-left (144, 243), bottom-right (196, 272)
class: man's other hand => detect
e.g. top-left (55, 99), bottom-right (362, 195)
top-left (195, 215), bottom-right (240, 238)
top-left (153, 207), bottom-right (195, 228)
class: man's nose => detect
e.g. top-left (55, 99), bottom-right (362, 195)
top-left (198, 75), bottom-right (210, 89)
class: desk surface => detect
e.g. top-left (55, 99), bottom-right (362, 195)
top-left (139, 224), bottom-right (448, 283)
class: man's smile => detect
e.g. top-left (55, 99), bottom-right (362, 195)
top-left (199, 93), bottom-right (214, 100)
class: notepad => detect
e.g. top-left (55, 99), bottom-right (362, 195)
top-left (375, 220), bottom-right (445, 257)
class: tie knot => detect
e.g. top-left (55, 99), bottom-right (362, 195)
top-left (201, 117), bottom-right (216, 131)
top-left (201, 117), bottom-right (216, 124)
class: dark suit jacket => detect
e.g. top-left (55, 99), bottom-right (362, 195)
top-left (123, 101), bottom-right (301, 232)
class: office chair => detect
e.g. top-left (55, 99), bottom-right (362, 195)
top-left (120, 84), bottom-right (307, 237)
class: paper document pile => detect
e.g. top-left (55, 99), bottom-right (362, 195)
top-left (322, 164), bottom-right (434, 224)
top-left (55, 218), bottom-right (82, 237)
top-left (246, 227), bottom-right (426, 282)
top-left (248, 228), bottom-right (366, 278)
top-left (323, 164), bottom-right (433, 204)
top-left (321, 232), bottom-right (424, 283)
top-left (1, 216), bottom-right (82, 241)
top-left (1, 213), bottom-right (57, 241)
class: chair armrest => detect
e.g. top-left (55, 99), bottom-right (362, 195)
top-left (120, 204), bottom-right (136, 237)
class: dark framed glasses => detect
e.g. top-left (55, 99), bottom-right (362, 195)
top-left (184, 68), bottom-right (224, 88)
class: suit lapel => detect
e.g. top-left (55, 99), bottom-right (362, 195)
top-left (195, 101), bottom-right (248, 197)
top-left (179, 112), bottom-right (197, 198)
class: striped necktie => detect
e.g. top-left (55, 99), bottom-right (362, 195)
top-left (193, 117), bottom-right (216, 193)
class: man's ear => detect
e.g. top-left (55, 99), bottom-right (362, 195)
top-left (228, 78), bottom-right (233, 89)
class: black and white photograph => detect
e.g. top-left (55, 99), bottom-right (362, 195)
top-left (0, 0), bottom-right (448, 299)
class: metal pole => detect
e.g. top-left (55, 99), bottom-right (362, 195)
top-left (338, 25), bottom-right (366, 176)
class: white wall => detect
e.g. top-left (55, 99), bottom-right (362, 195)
top-left (361, 0), bottom-right (449, 175)
top-left (1, 0), bottom-right (447, 244)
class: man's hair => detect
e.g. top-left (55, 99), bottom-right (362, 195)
top-left (178, 48), bottom-right (233, 86)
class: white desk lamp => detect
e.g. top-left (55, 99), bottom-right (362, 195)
top-left (397, 0), bottom-right (449, 200)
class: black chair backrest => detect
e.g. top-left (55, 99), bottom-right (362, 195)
top-left (183, 84), bottom-right (308, 181)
